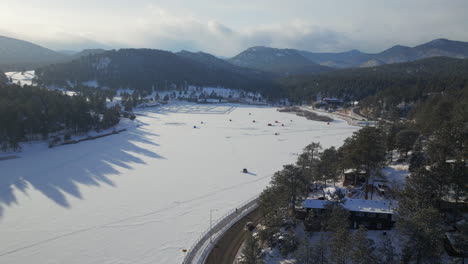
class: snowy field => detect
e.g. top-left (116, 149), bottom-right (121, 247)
top-left (0, 103), bottom-right (358, 264)
top-left (5, 71), bottom-right (35, 86)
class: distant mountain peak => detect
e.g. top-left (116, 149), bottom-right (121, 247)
top-left (0, 35), bottom-right (67, 71)
top-left (229, 46), bottom-right (332, 75)
top-left (388, 45), bottom-right (412, 50)
top-left (345, 49), bottom-right (363, 54)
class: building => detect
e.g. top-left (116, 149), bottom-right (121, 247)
top-left (323, 97), bottom-right (344, 106)
top-left (302, 198), bottom-right (395, 230)
top-left (343, 169), bottom-right (367, 186)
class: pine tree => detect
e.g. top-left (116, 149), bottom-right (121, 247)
top-left (349, 225), bottom-right (376, 264)
top-left (328, 227), bottom-right (350, 264)
top-left (318, 146), bottom-right (339, 186)
top-left (310, 232), bottom-right (329, 264)
top-left (325, 203), bottom-right (350, 232)
top-left (338, 127), bottom-right (386, 199)
top-left (240, 233), bottom-right (264, 264)
top-left (326, 204), bottom-right (351, 264)
top-left (395, 129), bottom-right (420, 158)
top-left (376, 235), bottom-right (399, 264)
top-left (294, 237), bottom-right (314, 264)
top-left (397, 207), bottom-right (444, 264)
top-left (270, 164), bottom-right (308, 213)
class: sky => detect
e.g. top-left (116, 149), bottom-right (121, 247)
top-left (1, 0), bottom-right (467, 56)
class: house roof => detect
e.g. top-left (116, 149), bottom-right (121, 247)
top-left (303, 198), bottom-right (394, 214)
top-left (344, 169), bottom-right (366, 174)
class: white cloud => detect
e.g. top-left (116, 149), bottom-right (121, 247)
top-left (1, 1), bottom-right (468, 56)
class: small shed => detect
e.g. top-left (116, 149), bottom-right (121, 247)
top-left (343, 169), bottom-right (367, 186)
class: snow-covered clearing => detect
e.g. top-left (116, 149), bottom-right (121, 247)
top-left (0, 103), bottom-right (358, 264)
top-left (5, 71), bottom-right (35, 86)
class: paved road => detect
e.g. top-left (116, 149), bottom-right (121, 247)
top-left (204, 208), bottom-right (261, 264)
top-left (182, 198), bottom-right (258, 264)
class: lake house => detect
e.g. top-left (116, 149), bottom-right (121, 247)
top-left (302, 198), bottom-right (395, 230)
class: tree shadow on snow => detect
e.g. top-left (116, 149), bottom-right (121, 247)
top-left (0, 126), bottom-right (164, 218)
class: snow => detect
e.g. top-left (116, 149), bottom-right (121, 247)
top-left (344, 199), bottom-right (394, 214)
top-left (0, 103), bottom-right (358, 264)
top-left (82, 80), bottom-right (99, 88)
top-left (303, 198), bottom-right (394, 214)
top-left (5, 71), bottom-right (35, 86)
top-left (381, 163), bottom-right (409, 188)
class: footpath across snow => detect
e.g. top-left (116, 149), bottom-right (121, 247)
top-left (0, 103), bottom-right (358, 264)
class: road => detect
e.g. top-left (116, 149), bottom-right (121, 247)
top-left (204, 208), bottom-right (261, 264)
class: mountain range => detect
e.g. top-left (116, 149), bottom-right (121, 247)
top-left (35, 49), bottom-right (279, 97)
top-left (230, 38), bottom-right (468, 72)
top-left (2, 34), bottom-right (468, 74)
top-left (228, 46), bottom-right (332, 75)
top-left (0, 35), bottom-right (107, 71)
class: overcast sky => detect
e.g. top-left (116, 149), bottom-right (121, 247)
top-left (1, 0), bottom-right (467, 56)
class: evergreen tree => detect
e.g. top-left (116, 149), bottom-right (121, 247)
top-left (310, 232), bottom-right (329, 264)
top-left (328, 227), bottom-right (350, 264)
top-left (376, 235), bottom-right (399, 264)
top-left (317, 146), bottom-right (339, 186)
top-left (296, 142), bottom-right (322, 184)
top-left (395, 129), bottom-right (420, 158)
top-left (324, 203), bottom-right (350, 232)
top-left (240, 233), bottom-right (264, 264)
top-left (270, 164), bottom-right (308, 213)
top-left (349, 225), bottom-right (376, 264)
top-left (338, 127), bottom-right (386, 199)
top-left (397, 206), bottom-right (444, 263)
top-left (294, 237), bottom-right (314, 264)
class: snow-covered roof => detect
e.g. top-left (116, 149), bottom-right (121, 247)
top-left (303, 199), bottom-right (328, 209)
top-left (344, 199), bottom-right (393, 214)
top-left (303, 198), bottom-right (394, 214)
top-left (344, 168), bottom-right (366, 174)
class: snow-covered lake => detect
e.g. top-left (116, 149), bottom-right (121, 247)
top-left (0, 103), bottom-right (358, 264)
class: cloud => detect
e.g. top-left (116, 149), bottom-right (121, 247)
top-left (1, 1), bottom-right (468, 56)
top-left (92, 7), bottom-right (353, 56)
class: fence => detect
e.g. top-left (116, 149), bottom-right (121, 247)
top-left (182, 195), bottom-right (259, 264)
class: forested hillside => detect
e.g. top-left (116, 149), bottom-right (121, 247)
top-left (0, 83), bottom-right (120, 151)
top-left (229, 38), bottom-right (468, 69)
top-left (281, 57), bottom-right (468, 121)
top-left (35, 49), bottom-right (283, 99)
top-left (0, 71), bottom-right (6, 83)
top-left (229, 46), bottom-right (333, 75)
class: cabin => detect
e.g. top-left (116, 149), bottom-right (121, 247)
top-left (343, 169), bottom-right (367, 186)
top-left (302, 198), bottom-right (394, 231)
top-left (323, 97), bottom-right (344, 107)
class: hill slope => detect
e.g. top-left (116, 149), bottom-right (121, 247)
top-left (229, 46), bottom-right (332, 75)
top-left (298, 49), bottom-right (372, 68)
top-left (292, 39), bottom-right (468, 68)
top-left (281, 56), bottom-right (468, 101)
top-left (35, 49), bottom-right (280, 97)
top-left (0, 70), bottom-right (7, 84)
top-left (71, 49), bottom-right (107, 59)
top-left (0, 35), bottom-right (68, 71)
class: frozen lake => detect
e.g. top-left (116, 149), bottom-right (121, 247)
top-left (0, 103), bottom-right (358, 264)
